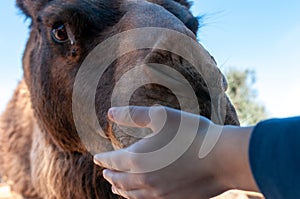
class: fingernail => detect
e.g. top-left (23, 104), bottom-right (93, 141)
top-left (103, 169), bottom-right (109, 178)
top-left (111, 186), bottom-right (117, 194)
top-left (93, 155), bottom-right (103, 166)
top-left (108, 108), bottom-right (115, 121)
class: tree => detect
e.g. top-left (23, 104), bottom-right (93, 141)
top-left (225, 68), bottom-right (268, 125)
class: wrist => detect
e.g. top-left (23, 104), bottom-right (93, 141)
top-left (212, 125), bottom-right (259, 192)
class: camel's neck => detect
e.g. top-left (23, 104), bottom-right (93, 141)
top-left (0, 79), bottom-right (120, 199)
top-left (0, 79), bottom-right (40, 197)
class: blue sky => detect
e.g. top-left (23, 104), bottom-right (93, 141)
top-left (192, 0), bottom-right (300, 118)
top-left (0, 1), bottom-right (299, 118)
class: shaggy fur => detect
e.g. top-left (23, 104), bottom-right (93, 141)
top-left (0, 0), bottom-right (239, 198)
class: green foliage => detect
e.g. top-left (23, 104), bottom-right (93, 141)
top-left (225, 68), bottom-right (268, 125)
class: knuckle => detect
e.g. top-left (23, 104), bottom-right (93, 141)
top-left (151, 188), bottom-right (165, 199)
top-left (127, 155), bottom-right (144, 170)
top-left (138, 174), bottom-right (155, 187)
top-left (128, 155), bottom-right (139, 167)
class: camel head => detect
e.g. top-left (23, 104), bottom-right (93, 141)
top-left (17, 0), bottom-right (239, 153)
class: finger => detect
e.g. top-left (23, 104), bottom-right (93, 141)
top-left (111, 186), bottom-right (149, 199)
top-left (103, 169), bottom-right (148, 191)
top-left (108, 106), bottom-right (152, 128)
top-left (108, 106), bottom-right (185, 132)
top-left (94, 150), bottom-right (132, 171)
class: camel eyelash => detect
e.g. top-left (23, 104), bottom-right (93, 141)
top-left (51, 22), bottom-right (76, 45)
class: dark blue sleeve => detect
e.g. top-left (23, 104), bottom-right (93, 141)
top-left (249, 116), bottom-right (300, 199)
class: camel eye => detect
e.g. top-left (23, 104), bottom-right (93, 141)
top-left (51, 23), bottom-right (69, 43)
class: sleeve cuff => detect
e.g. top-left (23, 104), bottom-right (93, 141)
top-left (249, 117), bottom-right (300, 199)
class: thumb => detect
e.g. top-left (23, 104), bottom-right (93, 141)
top-left (108, 106), bottom-right (170, 132)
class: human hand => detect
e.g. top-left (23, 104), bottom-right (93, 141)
top-left (94, 106), bottom-right (258, 199)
